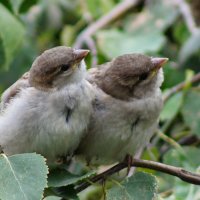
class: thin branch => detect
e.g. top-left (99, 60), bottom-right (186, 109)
top-left (159, 135), bottom-right (199, 160)
top-left (174, 0), bottom-right (198, 34)
top-left (75, 158), bottom-right (200, 193)
top-left (73, 0), bottom-right (141, 49)
top-left (157, 131), bottom-right (184, 153)
top-left (163, 72), bottom-right (200, 102)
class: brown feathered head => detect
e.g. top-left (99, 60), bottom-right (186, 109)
top-left (29, 46), bottom-right (89, 90)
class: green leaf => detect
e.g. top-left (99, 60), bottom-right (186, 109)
top-left (0, 153), bottom-right (48, 200)
top-left (85, 0), bottom-right (115, 19)
top-left (97, 0), bottom-right (178, 59)
top-left (0, 37), bottom-right (6, 66)
top-left (106, 172), bottom-right (158, 200)
top-left (147, 0), bottom-right (179, 31)
top-left (162, 65), bottom-right (185, 89)
top-left (163, 147), bottom-right (200, 200)
top-left (164, 147), bottom-right (200, 170)
top-left (97, 29), bottom-right (165, 59)
top-left (85, 0), bottom-right (102, 19)
top-left (0, 0), bottom-right (13, 12)
top-left (179, 31), bottom-right (200, 63)
top-left (44, 196), bottom-right (61, 200)
top-left (19, 0), bottom-right (39, 13)
top-left (161, 92), bottom-right (183, 121)
top-left (125, 0), bottom-right (179, 33)
top-left (60, 25), bottom-right (76, 46)
top-left (48, 169), bottom-right (96, 187)
top-left (9, 0), bottom-right (24, 14)
top-left (52, 185), bottom-right (79, 200)
top-left (181, 89), bottom-right (200, 136)
top-left (173, 21), bottom-right (190, 45)
top-left (0, 3), bottom-right (25, 69)
top-left (5, 0), bottom-right (39, 14)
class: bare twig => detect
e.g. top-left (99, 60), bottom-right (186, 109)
top-left (75, 158), bottom-right (200, 193)
top-left (163, 72), bottom-right (200, 102)
top-left (73, 0), bottom-right (141, 49)
top-left (174, 0), bottom-right (198, 34)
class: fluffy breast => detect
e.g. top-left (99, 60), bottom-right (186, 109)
top-left (0, 80), bottom-right (94, 162)
top-left (77, 86), bottom-right (163, 165)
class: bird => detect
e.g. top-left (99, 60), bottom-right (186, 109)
top-left (76, 53), bottom-right (168, 166)
top-left (0, 46), bottom-right (94, 164)
top-left (0, 72), bottom-right (30, 112)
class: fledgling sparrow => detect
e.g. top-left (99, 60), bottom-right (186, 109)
top-left (76, 54), bottom-right (168, 165)
top-left (0, 46), bottom-right (94, 164)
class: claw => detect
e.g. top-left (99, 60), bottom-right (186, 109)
top-left (56, 155), bottom-right (72, 165)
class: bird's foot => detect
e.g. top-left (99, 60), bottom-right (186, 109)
top-left (56, 155), bottom-right (72, 165)
top-left (124, 154), bottom-right (133, 176)
top-left (0, 145), bottom-right (4, 154)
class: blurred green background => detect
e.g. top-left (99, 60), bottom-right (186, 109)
top-left (0, 0), bottom-right (200, 199)
top-left (0, 0), bottom-right (199, 91)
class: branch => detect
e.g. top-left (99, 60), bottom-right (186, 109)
top-left (163, 72), bottom-right (200, 102)
top-left (75, 158), bottom-right (200, 193)
top-left (73, 0), bottom-right (141, 49)
top-left (174, 0), bottom-right (198, 34)
top-left (159, 135), bottom-right (199, 160)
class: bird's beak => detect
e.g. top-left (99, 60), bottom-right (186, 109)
top-left (151, 57), bottom-right (168, 70)
top-left (149, 57), bottom-right (168, 78)
top-left (74, 49), bottom-right (90, 63)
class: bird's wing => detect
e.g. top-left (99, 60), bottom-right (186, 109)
top-left (86, 63), bottom-right (109, 86)
top-left (0, 72), bottom-right (30, 111)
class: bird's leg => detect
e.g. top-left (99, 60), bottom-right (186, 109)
top-left (124, 154), bottom-right (133, 176)
top-left (0, 145), bottom-right (3, 153)
top-left (55, 159), bottom-right (62, 165)
top-left (56, 154), bottom-right (72, 165)
top-left (55, 156), bottom-right (65, 165)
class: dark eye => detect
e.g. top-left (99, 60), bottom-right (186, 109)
top-left (60, 64), bottom-right (70, 72)
top-left (139, 73), bottom-right (149, 81)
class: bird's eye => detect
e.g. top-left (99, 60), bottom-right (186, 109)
top-left (139, 73), bottom-right (149, 81)
top-left (60, 64), bottom-right (70, 72)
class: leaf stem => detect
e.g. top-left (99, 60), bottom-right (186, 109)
top-left (73, 0), bottom-right (141, 49)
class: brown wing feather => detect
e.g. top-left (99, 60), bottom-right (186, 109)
top-left (0, 72), bottom-right (30, 111)
top-left (86, 63), bottom-right (110, 86)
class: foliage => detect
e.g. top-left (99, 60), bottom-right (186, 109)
top-left (106, 172), bottom-right (158, 200)
top-left (0, 3), bottom-right (25, 69)
top-left (0, 0), bottom-right (200, 199)
top-left (0, 153), bottom-right (48, 200)
top-left (181, 89), bottom-right (200, 136)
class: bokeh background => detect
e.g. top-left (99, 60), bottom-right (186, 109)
top-left (0, 0), bottom-right (200, 199)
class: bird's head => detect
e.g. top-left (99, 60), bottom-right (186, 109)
top-left (29, 46), bottom-right (89, 90)
top-left (105, 54), bottom-right (168, 99)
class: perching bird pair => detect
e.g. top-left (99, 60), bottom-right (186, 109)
top-left (0, 46), bottom-right (168, 166)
